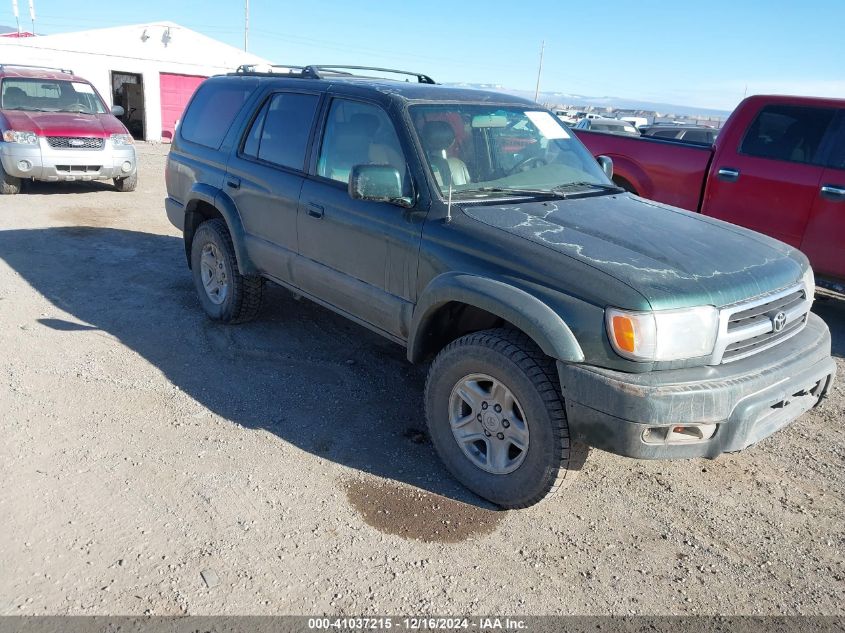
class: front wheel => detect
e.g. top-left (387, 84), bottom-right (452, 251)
top-left (424, 328), bottom-right (588, 509)
top-left (113, 171), bottom-right (138, 192)
top-left (0, 162), bottom-right (21, 195)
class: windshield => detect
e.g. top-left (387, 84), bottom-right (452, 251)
top-left (410, 104), bottom-right (612, 198)
top-left (0, 78), bottom-right (107, 114)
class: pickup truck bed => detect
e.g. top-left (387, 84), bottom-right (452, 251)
top-left (573, 130), bottom-right (713, 212)
top-left (575, 95), bottom-right (845, 286)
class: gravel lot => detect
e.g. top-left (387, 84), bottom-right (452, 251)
top-left (0, 144), bottom-right (843, 616)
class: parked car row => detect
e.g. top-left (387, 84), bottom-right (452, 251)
top-left (0, 64), bottom-right (138, 194)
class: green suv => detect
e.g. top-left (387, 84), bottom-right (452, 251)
top-left (165, 65), bottom-right (835, 508)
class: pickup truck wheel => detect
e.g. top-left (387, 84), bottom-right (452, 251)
top-left (0, 163), bottom-right (21, 195)
top-left (425, 328), bottom-right (587, 509)
top-left (113, 171), bottom-right (138, 192)
top-left (190, 218), bottom-right (264, 323)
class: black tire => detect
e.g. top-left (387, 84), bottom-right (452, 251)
top-left (190, 218), bottom-right (264, 323)
top-left (113, 171), bottom-right (138, 192)
top-left (424, 328), bottom-right (588, 509)
top-left (0, 163), bottom-right (21, 195)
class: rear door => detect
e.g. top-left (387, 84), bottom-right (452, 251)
top-left (224, 90), bottom-right (322, 279)
top-left (296, 96), bottom-right (425, 339)
top-left (702, 104), bottom-right (836, 247)
top-left (801, 111), bottom-right (845, 280)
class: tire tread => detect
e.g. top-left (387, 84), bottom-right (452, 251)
top-left (197, 218), bottom-right (264, 323)
top-left (425, 327), bottom-right (588, 508)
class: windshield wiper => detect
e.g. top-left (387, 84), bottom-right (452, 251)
top-left (2, 106), bottom-right (50, 112)
top-left (455, 187), bottom-right (568, 198)
top-left (553, 181), bottom-right (625, 194)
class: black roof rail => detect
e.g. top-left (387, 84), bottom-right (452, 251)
top-left (233, 64), bottom-right (317, 77)
top-left (306, 65), bottom-right (435, 84)
top-left (231, 63), bottom-right (435, 84)
top-left (0, 63), bottom-right (74, 75)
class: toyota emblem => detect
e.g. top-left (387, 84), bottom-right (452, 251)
top-left (771, 311), bottom-right (787, 332)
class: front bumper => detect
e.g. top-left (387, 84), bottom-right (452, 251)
top-left (0, 138), bottom-right (137, 181)
top-left (559, 312), bottom-right (835, 459)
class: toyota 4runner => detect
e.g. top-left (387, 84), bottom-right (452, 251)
top-left (165, 65), bottom-right (836, 508)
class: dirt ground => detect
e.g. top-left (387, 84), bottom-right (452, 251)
top-left (0, 144), bottom-right (843, 616)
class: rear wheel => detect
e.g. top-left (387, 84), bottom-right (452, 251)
top-left (113, 171), bottom-right (138, 192)
top-left (0, 163), bottom-right (21, 195)
top-left (424, 328), bottom-right (588, 509)
top-left (190, 218), bottom-right (264, 323)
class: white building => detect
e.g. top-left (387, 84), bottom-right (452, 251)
top-left (0, 22), bottom-right (270, 141)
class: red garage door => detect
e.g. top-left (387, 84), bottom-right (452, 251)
top-left (159, 73), bottom-right (206, 142)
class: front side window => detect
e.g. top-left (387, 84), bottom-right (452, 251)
top-left (317, 99), bottom-right (408, 189)
top-left (740, 105), bottom-right (836, 165)
top-left (242, 92), bottom-right (320, 170)
top-left (0, 78), bottom-right (106, 114)
top-left (410, 105), bottom-right (610, 197)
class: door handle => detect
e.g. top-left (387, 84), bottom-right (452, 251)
top-left (717, 167), bottom-right (740, 182)
top-left (306, 203), bottom-right (324, 219)
top-left (820, 185), bottom-right (845, 201)
top-left (226, 176), bottom-right (241, 189)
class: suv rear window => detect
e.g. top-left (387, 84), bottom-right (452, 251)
top-left (740, 105), bottom-right (836, 165)
top-left (180, 81), bottom-right (254, 149)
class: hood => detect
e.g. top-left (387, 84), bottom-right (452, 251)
top-left (461, 193), bottom-right (804, 309)
top-left (1, 110), bottom-right (126, 137)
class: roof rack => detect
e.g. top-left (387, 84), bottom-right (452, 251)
top-left (0, 63), bottom-right (74, 75)
top-left (233, 64), bottom-right (435, 84)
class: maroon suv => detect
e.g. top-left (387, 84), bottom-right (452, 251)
top-left (0, 64), bottom-right (138, 194)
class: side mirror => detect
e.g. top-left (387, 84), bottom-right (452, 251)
top-left (348, 164), bottom-right (412, 207)
top-left (597, 155), bottom-right (613, 179)
top-left (111, 105), bottom-right (125, 117)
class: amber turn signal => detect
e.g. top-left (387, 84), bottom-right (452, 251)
top-left (611, 315), bottom-right (636, 353)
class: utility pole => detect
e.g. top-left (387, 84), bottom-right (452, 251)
top-left (28, 0), bottom-right (35, 35)
top-left (533, 40), bottom-right (545, 103)
top-left (12, 0), bottom-right (21, 35)
top-left (244, 0), bottom-right (249, 52)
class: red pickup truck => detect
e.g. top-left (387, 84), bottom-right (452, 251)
top-left (574, 95), bottom-right (845, 289)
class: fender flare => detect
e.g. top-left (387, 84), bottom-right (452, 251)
top-left (183, 184), bottom-right (258, 275)
top-left (407, 272), bottom-right (584, 364)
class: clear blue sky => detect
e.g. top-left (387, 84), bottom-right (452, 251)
top-left (2, 0), bottom-right (843, 111)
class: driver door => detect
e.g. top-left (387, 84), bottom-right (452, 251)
top-left (295, 97), bottom-right (425, 340)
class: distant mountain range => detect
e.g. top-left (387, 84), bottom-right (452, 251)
top-left (445, 83), bottom-right (733, 118)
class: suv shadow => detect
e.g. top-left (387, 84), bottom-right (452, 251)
top-left (0, 226), bottom-right (489, 507)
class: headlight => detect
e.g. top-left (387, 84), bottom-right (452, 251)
top-left (2, 130), bottom-right (38, 144)
top-left (802, 266), bottom-right (815, 303)
top-left (110, 133), bottom-right (134, 146)
top-left (606, 306), bottom-right (719, 362)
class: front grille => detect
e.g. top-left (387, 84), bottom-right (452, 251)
top-left (727, 289), bottom-right (805, 332)
top-left (712, 283), bottom-right (811, 364)
top-left (722, 314), bottom-right (807, 361)
top-left (46, 136), bottom-right (105, 150)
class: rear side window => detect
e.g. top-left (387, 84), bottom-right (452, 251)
top-left (180, 81), bottom-right (254, 149)
top-left (740, 105), bottom-right (836, 165)
top-left (242, 92), bottom-right (320, 170)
